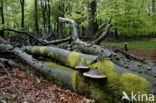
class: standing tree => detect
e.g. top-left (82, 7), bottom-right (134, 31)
top-left (86, 0), bottom-right (98, 37)
top-left (47, 0), bottom-right (51, 33)
top-left (35, 0), bottom-right (39, 33)
top-left (20, 0), bottom-right (25, 28)
top-left (0, 1), bottom-right (5, 37)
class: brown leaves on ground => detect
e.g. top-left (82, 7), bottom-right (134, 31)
top-left (0, 65), bottom-right (96, 103)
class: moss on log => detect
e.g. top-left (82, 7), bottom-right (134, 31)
top-left (23, 46), bottom-right (96, 68)
top-left (1, 44), bottom-right (155, 102)
top-left (44, 61), bottom-right (155, 103)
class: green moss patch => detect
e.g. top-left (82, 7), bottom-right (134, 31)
top-left (71, 71), bottom-right (78, 92)
top-left (88, 60), bottom-right (151, 102)
top-left (67, 52), bottom-right (80, 67)
top-left (39, 47), bottom-right (47, 54)
top-left (31, 47), bottom-right (36, 54)
top-left (48, 51), bottom-right (55, 57)
top-left (6, 44), bottom-right (12, 51)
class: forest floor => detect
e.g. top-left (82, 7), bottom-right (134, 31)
top-left (0, 64), bottom-right (96, 103)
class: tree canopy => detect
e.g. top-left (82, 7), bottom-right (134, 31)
top-left (0, 0), bottom-right (155, 37)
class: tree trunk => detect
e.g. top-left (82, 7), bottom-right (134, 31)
top-left (152, 0), bottom-right (155, 15)
top-left (86, 0), bottom-right (98, 37)
top-left (35, 0), bottom-right (39, 33)
top-left (0, 1), bottom-right (5, 37)
top-left (21, 0), bottom-right (24, 28)
top-left (47, 0), bottom-right (51, 33)
top-left (40, 0), bottom-right (46, 30)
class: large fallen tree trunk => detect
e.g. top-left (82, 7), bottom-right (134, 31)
top-left (1, 43), bottom-right (156, 102)
top-left (21, 45), bottom-right (156, 93)
top-left (22, 45), bottom-right (156, 79)
top-left (59, 17), bottom-right (156, 78)
top-left (0, 44), bottom-right (78, 91)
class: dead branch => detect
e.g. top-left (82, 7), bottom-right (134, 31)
top-left (91, 19), bottom-right (112, 45)
top-left (113, 48), bottom-right (154, 66)
top-left (42, 36), bottom-right (72, 45)
top-left (0, 28), bottom-right (45, 45)
top-left (58, 17), bottom-right (80, 41)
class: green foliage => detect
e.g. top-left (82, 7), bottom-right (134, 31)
top-left (0, 0), bottom-right (155, 36)
top-left (96, 0), bottom-right (156, 36)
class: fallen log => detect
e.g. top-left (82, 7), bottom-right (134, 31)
top-left (22, 45), bottom-right (156, 92)
top-left (1, 43), bottom-right (156, 102)
top-left (58, 17), bottom-right (156, 78)
top-left (22, 46), bottom-right (97, 68)
top-left (113, 48), bottom-right (154, 66)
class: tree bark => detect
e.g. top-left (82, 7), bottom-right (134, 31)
top-left (91, 23), bottom-right (111, 45)
top-left (0, 1), bottom-right (5, 37)
top-left (20, 0), bottom-right (24, 28)
top-left (35, 0), bottom-right (39, 33)
top-left (22, 46), bottom-right (97, 68)
top-left (47, 0), bottom-right (51, 33)
top-left (86, 0), bottom-right (98, 36)
top-left (40, 0), bottom-right (46, 30)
